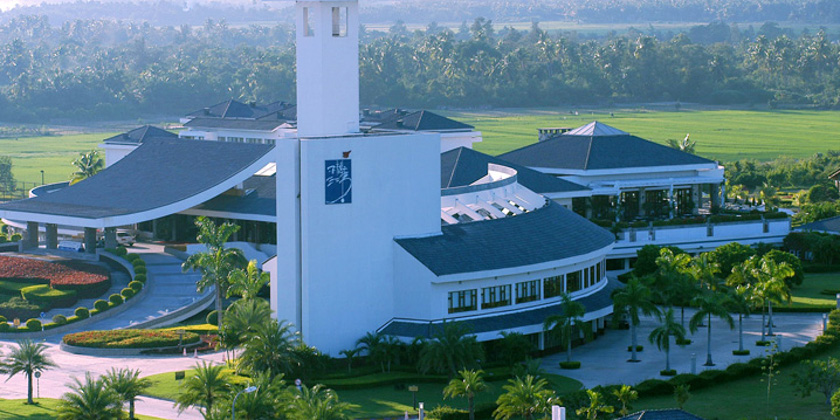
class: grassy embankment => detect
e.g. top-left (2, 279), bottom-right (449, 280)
top-left (0, 398), bottom-right (165, 420)
top-left (0, 132), bottom-right (115, 186)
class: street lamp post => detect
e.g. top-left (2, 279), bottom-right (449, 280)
top-left (232, 386), bottom-right (257, 420)
top-left (40, 170), bottom-right (44, 186)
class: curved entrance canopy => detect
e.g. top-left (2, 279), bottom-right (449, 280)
top-left (0, 138), bottom-right (275, 228)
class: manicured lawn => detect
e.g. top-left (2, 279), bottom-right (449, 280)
top-left (142, 367), bottom-right (247, 401)
top-left (0, 132), bottom-right (114, 186)
top-left (780, 272), bottom-right (840, 310)
top-left (0, 398), bottom-right (166, 420)
top-left (443, 108), bottom-right (840, 162)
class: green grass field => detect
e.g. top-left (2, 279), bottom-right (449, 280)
top-left (0, 398), bottom-right (165, 420)
top-left (0, 132), bottom-right (114, 186)
top-left (443, 108), bottom-right (840, 161)
top-left (781, 272), bottom-right (840, 310)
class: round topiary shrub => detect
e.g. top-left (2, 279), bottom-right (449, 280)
top-left (0, 234), bottom-right (6, 243)
top-left (0, 322), bottom-right (9, 332)
top-left (75, 307), bottom-right (90, 319)
top-left (125, 253), bottom-right (140, 262)
top-left (0, 315), bottom-right (6, 324)
top-left (115, 246), bottom-right (128, 256)
top-left (26, 318), bottom-right (42, 331)
top-left (134, 266), bottom-right (147, 275)
top-left (134, 274), bottom-right (147, 283)
top-left (109, 294), bottom-right (123, 305)
top-left (755, 340), bottom-right (770, 346)
top-left (94, 300), bottom-right (110, 312)
top-left (52, 314), bottom-right (68, 325)
top-left (120, 288), bottom-right (135, 299)
top-left (128, 281), bottom-right (143, 292)
top-left (732, 349), bottom-right (750, 356)
top-left (559, 361), bottom-right (581, 369)
top-left (627, 345), bottom-right (644, 352)
top-left (10, 233), bottom-right (22, 242)
top-left (206, 310), bottom-right (218, 326)
top-left (660, 369), bottom-right (677, 376)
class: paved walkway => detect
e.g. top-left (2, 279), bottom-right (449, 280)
top-left (542, 307), bottom-right (825, 388)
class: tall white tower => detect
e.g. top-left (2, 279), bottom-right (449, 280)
top-left (295, 0), bottom-right (360, 137)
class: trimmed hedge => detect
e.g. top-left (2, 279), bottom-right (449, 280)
top-left (560, 361), bottom-right (581, 369)
top-left (206, 310), bottom-right (218, 326)
top-left (93, 299), bottom-right (109, 312)
top-left (0, 297), bottom-right (41, 320)
top-left (25, 318), bottom-right (42, 331)
top-left (660, 369), bottom-right (677, 376)
top-left (52, 314), bottom-right (67, 325)
top-left (10, 233), bottom-right (21, 242)
top-left (133, 266), bottom-right (147, 275)
top-left (20, 284), bottom-right (78, 310)
top-left (120, 288), bottom-right (135, 299)
top-left (128, 281), bottom-right (143, 292)
top-left (134, 274), bottom-right (146, 283)
top-left (109, 294), bottom-right (123, 305)
top-left (74, 307), bottom-right (89, 319)
top-left (63, 329), bottom-right (201, 349)
top-left (627, 345), bottom-right (644, 352)
top-left (733, 349), bottom-right (751, 356)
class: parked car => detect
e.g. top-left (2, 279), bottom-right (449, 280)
top-left (116, 231), bottom-right (136, 247)
top-left (58, 240), bottom-right (84, 252)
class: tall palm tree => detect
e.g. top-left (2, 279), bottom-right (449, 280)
top-left (227, 259), bottom-right (269, 301)
top-left (576, 389), bottom-right (615, 420)
top-left (287, 384), bottom-right (351, 420)
top-left (612, 278), bottom-right (660, 362)
top-left (543, 293), bottom-right (585, 363)
top-left (182, 216), bottom-right (246, 332)
top-left (226, 371), bottom-right (290, 420)
top-left (338, 349), bottom-right (359, 374)
top-left (240, 318), bottom-right (301, 379)
top-left (0, 339), bottom-right (57, 404)
top-left (102, 367), bottom-right (152, 420)
top-left (418, 322), bottom-right (484, 377)
top-left (493, 375), bottom-right (556, 420)
top-left (443, 369), bottom-right (487, 420)
top-left (612, 385), bottom-right (638, 417)
top-left (56, 373), bottom-right (122, 420)
top-left (649, 308), bottom-right (686, 372)
top-left (70, 150), bottom-right (103, 184)
top-left (756, 257), bottom-right (793, 337)
top-left (689, 291), bottom-right (735, 366)
top-left (654, 248), bottom-right (692, 307)
top-left (175, 361), bottom-right (231, 419)
top-left (728, 284), bottom-right (759, 353)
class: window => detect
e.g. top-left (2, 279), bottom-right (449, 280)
top-left (515, 280), bottom-right (540, 304)
top-left (543, 275), bottom-right (564, 298)
top-left (303, 7), bottom-right (314, 37)
top-left (589, 266), bottom-right (595, 288)
top-left (331, 7), bottom-right (347, 37)
top-left (606, 258), bottom-right (624, 271)
top-left (482, 285), bottom-right (511, 309)
top-left (567, 271), bottom-right (582, 293)
top-left (448, 290), bottom-right (476, 314)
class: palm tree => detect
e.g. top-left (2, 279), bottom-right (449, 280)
top-left (226, 371), bottom-right (290, 420)
top-left (0, 339), bottom-right (57, 404)
top-left (222, 299), bottom-right (271, 361)
top-left (493, 375), bottom-right (556, 420)
top-left (756, 257), bottom-right (793, 337)
top-left (612, 278), bottom-right (660, 362)
top-left (240, 318), bottom-right (301, 379)
top-left (443, 369), bottom-right (487, 420)
top-left (338, 349), bottom-right (359, 374)
top-left (175, 361), bottom-right (231, 419)
top-left (576, 389), bottom-right (615, 420)
top-left (612, 385), bottom-right (638, 417)
top-left (543, 293), bottom-right (586, 363)
top-left (654, 248), bottom-right (693, 306)
top-left (355, 331), bottom-right (386, 372)
top-left (102, 368), bottom-right (152, 420)
top-left (418, 322), bottom-right (484, 377)
top-left (70, 150), bottom-right (103, 184)
top-left (56, 373), bottom-right (122, 420)
top-left (689, 291), bottom-right (735, 366)
top-left (728, 284), bottom-right (759, 353)
top-left (287, 384), bottom-right (351, 420)
top-left (227, 259), bottom-right (268, 301)
top-left (182, 216), bottom-right (246, 331)
top-left (649, 308), bottom-right (686, 372)
top-left (666, 133), bottom-right (696, 154)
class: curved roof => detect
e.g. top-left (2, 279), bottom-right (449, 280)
top-left (396, 201), bottom-right (614, 276)
top-left (0, 138), bottom-right (274, 228)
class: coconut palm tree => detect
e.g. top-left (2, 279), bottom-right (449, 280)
top-left (227, 259), bottom-right (268, 301)
top-left (543, 292), bottom-right (585, 363)
top-left (225, 370), bottom-right (290, 420)
top-left (612, 278), bottom-right (660, 362)
top-left (240, 318), bottom-right (301, 379)
top-left (654, 248), bottom-right (692, 307)
top-left (728, 284), bottom-right (759, 353)
top-left (418, 322), bottom-right (484, 377)
top-left (0, 339), bottom-right (57, 404)
top-left (649, 308), bottom-right (686, 373)
top-left (443, 369), bottom-right (487, 420)
top-left (689, 291), bottom-right (735, 366)
top-left (493, 375), bottom-right (556, 420)
top-left (287, 384), bottom-right (351, 420)
top-left (355, 331), bottom-right (386, 372)
top-left (576, 389), bottom-right (615, 420)
top-left (182, 216), bottom-right (246, 332)
top-left (338, 348), bottom-right (359, 374)
top-left (756, 257), bottom-right (793, 337)
top-left (56, 373), bottom-right (122, 420)
top-left (175, 361), bottom-right (231, 419)
top-left (70, 150), bottom-right (103, 184)
top-left (612, 385), bottom-right (638, 417)
top-left (102, 367), bottom-right (152, 420)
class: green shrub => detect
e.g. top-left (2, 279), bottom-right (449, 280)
top-left (0, 234), bottom-right (7, 243)
top-left (756, 340), bottom-right (771, 346)
top-left (131, 259), bottom-right (145, 268)
top-left (0, 315), bottom-right (6, 324)
top-left (732, 349), bottom-right (750, 356)
top-left (94, 300), bottom-right (109, 312)
top-left (627, 345), bottom-right (644, 352)
top-left (63, 329), bottom-right (201, 348)
top-left (0, 297), bottom-right (41, 320)
top-left (109, 294), bottom-right (123, 305)
top-left (115, 246), bottom-right (127, 256)
top-left (74, 307), bottom-right (90, 319)
top-left (25, 318), bottom-right (42, 331)
top-left (0, 322), bottom-right (10, 332)
top-left (133, 266), bottom-right (147, 275)
top-left (134, 274), bottom-right (147, 283)
top-left (206, 310), bottom-right (218, 325)
top-left (660, 369), bottom-right (677, 376)
top-left (20, 284), bottom-right (78, 310)
top-left (120, 288), bottom-right (135, 299)
top-left (559, 361), bottom-right (581, 369)
top-left (726, 362), bottom-right (760, 377)
top-left (675, 337), bottom-right (692, 345)
top-left (10, 233), bottom-right (22, 242)
top-left (128, 281), bottom-right (143, 292)
top-left (125, 253), bottom-right (141, 263)
top-left (52, 314), bottom-right (67, 325)
top-left (427, 405), bottom-right (468, 420)
top-left (635, 379), bottom-right (673, 396)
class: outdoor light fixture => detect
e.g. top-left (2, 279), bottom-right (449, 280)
top-left (232, 386), bottom-right (258, 420)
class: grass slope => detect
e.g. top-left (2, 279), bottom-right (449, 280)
top-left (0, 133), bottom-right (113, 185)
top-left (445, 109), bottom-right (840, 161)
top-left (781, 272), bottom-right (840, 310)
top-left (0, 398), bottom-right (166, 420)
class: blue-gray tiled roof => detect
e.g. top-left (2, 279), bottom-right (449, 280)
top-left (374, 110), bottom-right (474, 132)
top-left (103, 125), bottom-right (177, 144)
top-left (192, 175), bottom-right (276, 217)
top-left (0, 138), bottom-right (274, 220)
top-left (441, 147), bottom-right (589, 194)
top-left (396, 201), bottom-right (614, 276)
top-left (380, 278), bottom-right (622, 338)
top-left (798, 215), bottom-right (840, 233)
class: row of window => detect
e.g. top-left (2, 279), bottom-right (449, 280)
top-left (447, 260), bottom-right (606, 314)
top-left (218, 136), bottom-right (276, 145)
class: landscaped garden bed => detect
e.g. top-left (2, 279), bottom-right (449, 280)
top-left (63, 329), bottom-right (201, 349)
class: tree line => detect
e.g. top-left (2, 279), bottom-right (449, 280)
top-left (0, 16), bottom-right (839, 123)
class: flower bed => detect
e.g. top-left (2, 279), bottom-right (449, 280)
top-left (0, 256), bottom-right (110, 298)
top-left (63, 329), bottom-right (201, 349)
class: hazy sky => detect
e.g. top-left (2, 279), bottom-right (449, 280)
top-left (0, 0), bottom-right (394, 12)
